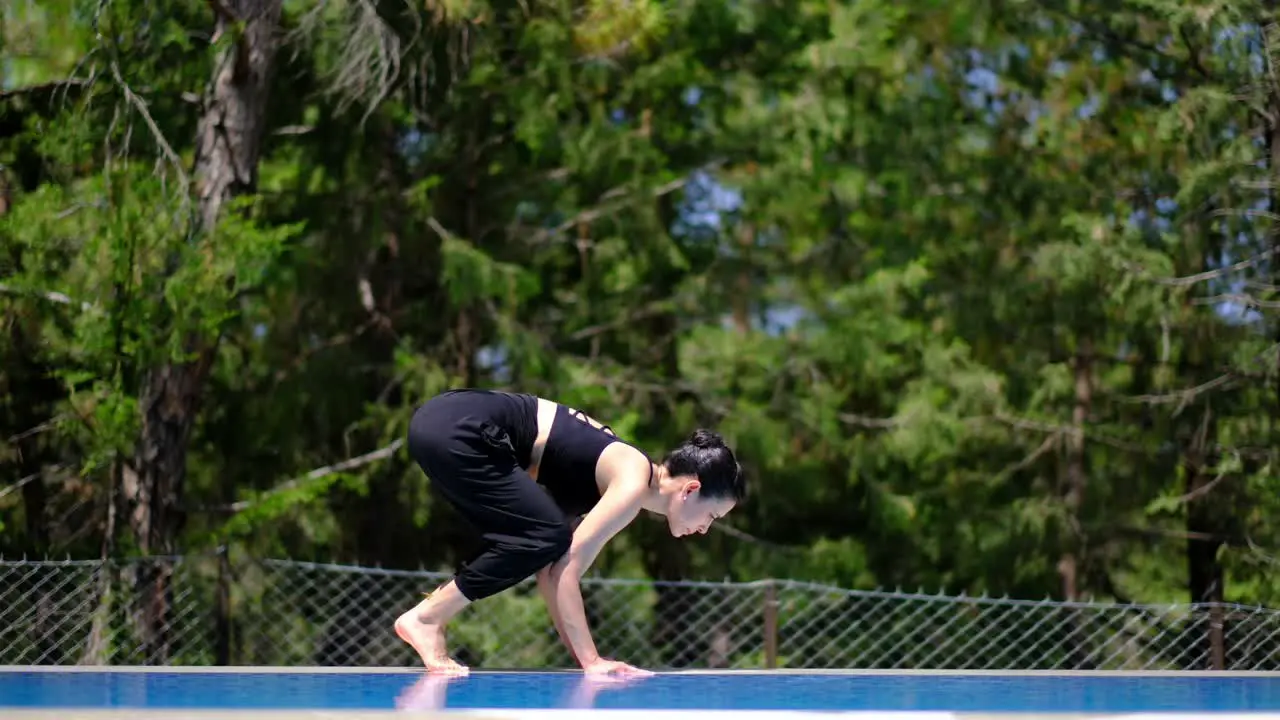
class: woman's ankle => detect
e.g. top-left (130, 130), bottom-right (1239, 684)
top-left (413, 581), bottom-right (469, 625)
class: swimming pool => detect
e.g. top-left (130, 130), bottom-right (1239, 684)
top-left (3, 667), bottom-right (1279, 719)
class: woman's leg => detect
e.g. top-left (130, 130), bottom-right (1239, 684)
top-left (396, 465), bottom-right (571, 673)
top-left (400, 401), bottom-right (572, 672)
top-left (394, 580), bottom-right (471, 674)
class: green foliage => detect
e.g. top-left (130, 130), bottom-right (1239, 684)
top-left (3, 0), bottom-right (1280, 673)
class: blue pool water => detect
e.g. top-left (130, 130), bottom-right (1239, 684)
top-left (1, 670), bottom-right (1279, 713)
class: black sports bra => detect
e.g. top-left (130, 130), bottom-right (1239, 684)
top-left (536, 405), bottom-right (653, 517)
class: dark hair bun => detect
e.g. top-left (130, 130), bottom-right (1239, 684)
top-left (689, 429), bottom-right (725, 449)
top-left (662, 428), bottom-right (746, 502)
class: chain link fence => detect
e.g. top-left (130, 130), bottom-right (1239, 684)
top-left (3, 555), bottom-right (1279, 670)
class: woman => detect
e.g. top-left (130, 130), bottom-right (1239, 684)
top-left (394, 388), bottom-right (747, 676)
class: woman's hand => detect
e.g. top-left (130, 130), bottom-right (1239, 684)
top-left (581, 657), bottom-right (654, 678)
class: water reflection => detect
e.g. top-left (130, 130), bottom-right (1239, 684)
top-left (394, 672), bottom-right (655, 712)
top-left (395, 673), bottom-right (462, 711)
top-left (564, 673), bottom-right (654, 709)
top-left (1, 669), bottom-right (1277, 713)
top-left (382, 669), bottom-right (1280, 714)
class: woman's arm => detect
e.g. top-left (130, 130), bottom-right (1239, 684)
top-left (543, 463), bottom-right (650, 673)
top-left (537, 566), bottom-right (577, 664)
top-left (538, 515), bottom-right (585, 663)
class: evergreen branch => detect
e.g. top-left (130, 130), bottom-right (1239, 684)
top-left (0, 283), bottom-right (95, 311)
top-left (572, 365), bottom-right (734, 420)
top-left (0, 78), bottom-right (90, 101)
top-left (1124, 342), bottom-right (1280, 408)
top-left (424, 216), bottom-right (454, 239)
top-left (1191, 293), bottom-right (1280, 310)
top-left (223, 439), bottom-right (405, 513)
top-left (995, 432), bottom-right (1061, 480)
top-left (1245, 533), bottom-right (1280, 568)
top-left (837, 411), bottom-right (908, 428)
top-left (0, 473), bottom-right (42, 501)
top-left (313, 0), bottom-right (406, 123)
top-left (1171, 466), bottom-right (1230, 505)
top-left (569, 301), bottom-right (676, 341)
top-left (987, 413), bottom-right (1146, 452)
top-left (1039, 3), bottom-right (1212, 83)
top-left (1245, 279), bottom-right (1280, 293)
top-left (527, 175), bottom-right (694, 245)
top-left (1133, 370), bottom-right (1235, 407)
top-left (0, 464), bottom-right (69, 502)
top-left (836, 410), bottom-right (1146, 453)
top-left (270, 319), bottom-right (380, 384)
top-left (1111, 524), bottom-right (1246, 547)
top-left (1210, 207), bottom-right (1280, 222)
top-left (7, 415), bottom-right (67, 443)
top-left (1128, 248), bottom-right (1276, 287)
top-left (109, 61), bottom-right (190, 192)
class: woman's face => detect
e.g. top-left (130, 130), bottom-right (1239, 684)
top-left (665, 477), bottom-right (736, 537)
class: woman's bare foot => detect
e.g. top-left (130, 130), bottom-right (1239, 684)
top-left (395, 612), bottom-right (469, 675)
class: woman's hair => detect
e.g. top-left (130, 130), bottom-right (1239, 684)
top-left (661, 429), bottom-right (747, 502)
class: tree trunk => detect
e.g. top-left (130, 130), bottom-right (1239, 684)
top-left (193, 1), bottom-right (282, 232)
top-left (1184, 406), bottom-right (1225, 669)
top-left (1059, 339), bottom-right (1092, 600)
top-left (130, 0), bottom-right (281, 665)
top-left (1058, 338), bottom-right (1092, 667)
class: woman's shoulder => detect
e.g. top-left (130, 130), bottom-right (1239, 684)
top-left (598, 439), bottom-right (654, 486)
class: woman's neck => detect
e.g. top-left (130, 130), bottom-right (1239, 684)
top-left (641, 463), bottom-right (673, 515)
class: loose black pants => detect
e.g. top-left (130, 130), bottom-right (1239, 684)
top-left (407, 389), bottom-right (572, 601)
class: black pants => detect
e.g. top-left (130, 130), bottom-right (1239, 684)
top-left (407, 389), bottom-right (572, 602)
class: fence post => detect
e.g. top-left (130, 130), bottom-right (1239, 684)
top-left (1209, 603), bottom-right (1226, 670)
top-left (215, 545), bottom-right (231, 666)
top-left (763, 581), bottom-right (778, 669)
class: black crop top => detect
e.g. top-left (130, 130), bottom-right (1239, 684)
top-left (536, 405), bottom-right (652, 517)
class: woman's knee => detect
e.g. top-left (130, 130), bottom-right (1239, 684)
top-left (532, 520), bottom-right (572, 565)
